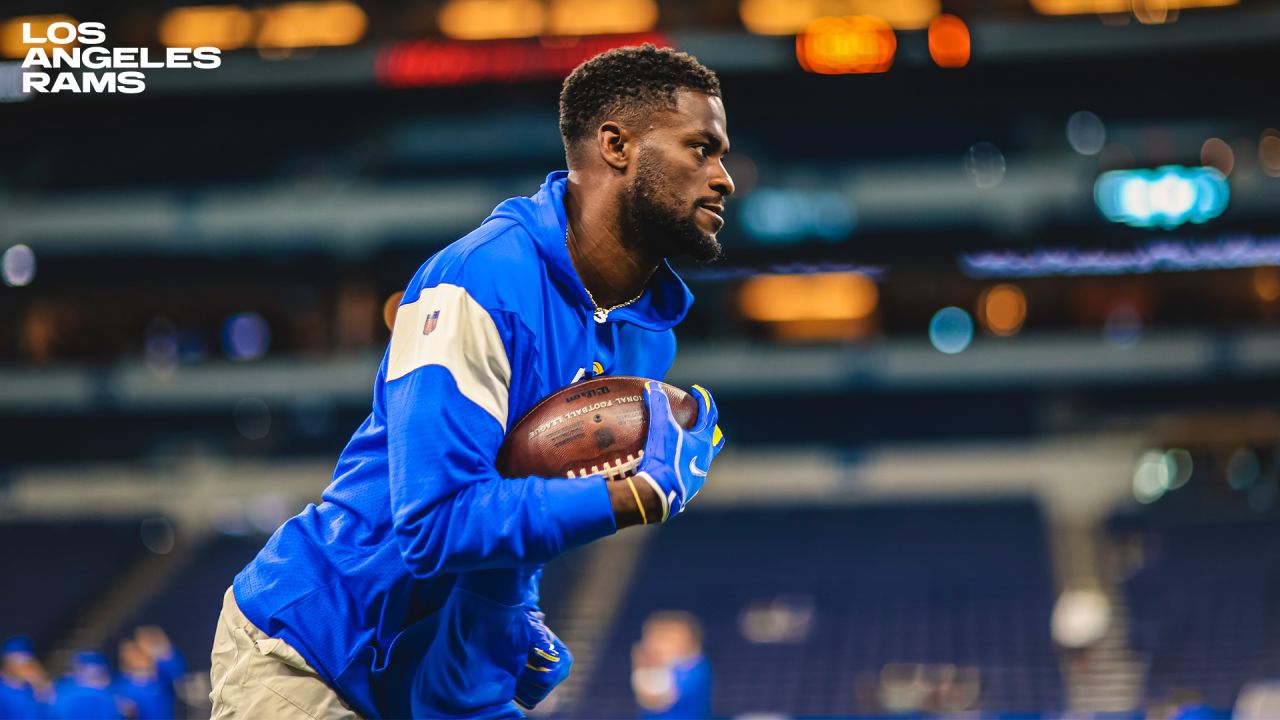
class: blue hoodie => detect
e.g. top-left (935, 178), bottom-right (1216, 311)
top-left (234, 171), bottom-right (694, 718)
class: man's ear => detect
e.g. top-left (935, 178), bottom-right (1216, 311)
top-left (596, 120), bottom-right (631, 173)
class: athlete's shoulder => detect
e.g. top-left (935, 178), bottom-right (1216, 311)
top-left (408, 219), bottom-right (545, 313)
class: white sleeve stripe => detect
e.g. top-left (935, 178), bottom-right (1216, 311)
top-left (386, 283), bottom-right (512, 432)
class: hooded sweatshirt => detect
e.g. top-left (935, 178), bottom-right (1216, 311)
top-left (233, 171), bottom-right (694, 718)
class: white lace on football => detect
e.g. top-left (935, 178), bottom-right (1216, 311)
top-left (566, 450), bottom-right (644, 480)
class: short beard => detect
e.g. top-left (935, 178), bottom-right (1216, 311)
top-left (623, 149), bottom-right (723, 264)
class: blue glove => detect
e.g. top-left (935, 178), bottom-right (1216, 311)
top-left (514, 610), bottom-right (573, 710)
top-left (633, 382), bottom-right (725, 523)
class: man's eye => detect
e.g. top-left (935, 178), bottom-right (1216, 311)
top-left (693, 144), bottom-right (709, 157)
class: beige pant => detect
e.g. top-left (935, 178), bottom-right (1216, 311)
top-left (210, 586), bottom-right (361, 719)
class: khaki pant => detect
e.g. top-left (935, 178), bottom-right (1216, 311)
top-left (210, 587), bottom-right (361, 719)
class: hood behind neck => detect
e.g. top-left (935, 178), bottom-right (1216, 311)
top-left (485, 171), bottom-right (694, 332)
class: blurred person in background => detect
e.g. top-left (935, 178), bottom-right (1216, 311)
top-left (0, 637), bottom-right (52, 720)
top-left (631, 612), bottom-right (712, 719)
top-left (213, 43), bottom-right (731, 719)
top-left (52, 651), bottom-right (122, 720)
top-left (113, 628), bottom-right (185, 720)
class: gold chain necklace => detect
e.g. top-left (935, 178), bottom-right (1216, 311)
top-left (567, 225), bottom-right (645, 324)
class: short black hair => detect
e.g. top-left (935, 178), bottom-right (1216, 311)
top-left (559, 44), bottom-right (721, 155)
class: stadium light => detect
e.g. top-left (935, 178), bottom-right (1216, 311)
top-left (927, 14), bottom-right (969, 68)
top-left (796, 16), bottom-right (896, 75)
top-left (1093, 165), bottom-right (1229, 229)
top-left (0, 14), bottom-right (77, 59)
top-left (158, 6), bottom-right (254, 50)
top-left (740, 0), bottom-right (938, 34)
top-left (1029, 0), bottom-right (1237, 16)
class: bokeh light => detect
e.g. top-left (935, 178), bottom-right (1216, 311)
top-left (1133, 449), bottom-right (1171, 503)
top-left (234, 397), bottom-right (272, 441)
top-left (1066, 111), bottom-right (1106, 156)
top-left (222, 312), bottom-right (271, 361)
top-left (143, 318), bottom-right (180, 376)
top-left (1259, 129), bottom-right (1280, 177)
top-left (1103, 300), bottom-right (1142, 346)
top-left (964, 142), bottom-right (1005, 189)
top-left (139, 517), bottom-right (176, 555)
top-left (383, 291), bottom-right (405, 330)
top-left (927, 14), bottom-right (969, 68)
top-left (739, 272), bottom-right (878, 322)
top-left (928, 307), bottom-right (974, 354)
top-left (1253, 267), bottom-right (1280, 302)
top-left (1199, 137), bottom-right (1234, 177)
top-left (796, 16), bottom-right (896, 75)
top-left (1165, 448), bottom-right (1194, 489)
top-left (1226, 447), bottom-right (1259, 490)
top-left (739, 188), bottom-right (856, 243)
top-left (2, 243), bottom-right (36, 287)
top-left (978, 284), bottom-right (1027, 336)
top-left (1093, 165), bottom-right (1229, 228)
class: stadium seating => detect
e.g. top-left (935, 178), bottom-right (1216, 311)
top-left (0, 520), bottom-right (149, 650)
top-left (575, 500), bottom-right (1064, 717)
top-left (113, 533), bottom-right (265, 671)
top-left (1110, 513), bottom-right (1280, 709)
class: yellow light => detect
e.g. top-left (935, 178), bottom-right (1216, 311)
top-left (1255, 267), bottom-right (1280, 303)
top-left (927, 13), bottom-right (969, 68)
top-left (548, 0), bottom-right (659, 36)
top-left (159, 6), bottom-right (253, 50)
top-left (740, 0), bottom-right (820, 35)
top-left (739, 272), bottom-right (879, 322)
top-left (740, 0), bottom-right (937, 34)
top-left (1, 14), bottom-right (76, 59)
top-left (979, 284), bottom-right (1027, 336)
top-left (853, 0), bottom-right (939, 30)
top-left (797, 15), bottom-right (895, 75)
top-left (439, 0), bottom-right (545, 40)
top-left (256, 1), bottom-right (367, 49)
top-left (1029, 0), bottom-right (1237, 15)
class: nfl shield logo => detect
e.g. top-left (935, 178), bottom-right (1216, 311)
top-left (423, 310), bottom-right (440, 335)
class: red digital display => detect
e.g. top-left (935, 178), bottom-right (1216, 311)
top-left (376, 32), bottom-right (672, 87)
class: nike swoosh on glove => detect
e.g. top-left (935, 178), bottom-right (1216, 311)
top-left (513, 610), bottom-right (573, 710)
top-left (634, 382), bottom-right (725, 523)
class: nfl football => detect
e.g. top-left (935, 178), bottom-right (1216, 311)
top-left (497, 376), bottom-right (700, 480)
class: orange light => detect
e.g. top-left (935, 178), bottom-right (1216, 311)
top-left (797, 16), bottom-right (895, 75)
top-left (159, 6), bottom-right (253, 49)
top-left (740, 0), bottom-right (823, 35)
top-left (739, 272), bottom-right (879, 322)
top-left (1200, 137), bottom-right (1234, 177)
top-left (1029, 0), bottom-right (1237, 15)
top-left (549, 0), bottom-right (659, 36)
top-left (383, 291), bottom-right (405, 330)
top-left (740, 0), bottom-right (938, 34)
top-left (1, 14), bottom-right (76, 59)
top-left (256, 1), bottom-right (367, 49)
top-left (439, 0), bottom-right (544, 40)
top-left (927, 14), bottom-right (969, 68)
top-left (1255, 268), bottom-right (1280, 303)
top-left (979, 284), bottom-right (1027, 336)
top-left (1260, 129), bottom-right (1280, 178)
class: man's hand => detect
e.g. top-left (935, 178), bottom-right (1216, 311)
top-left (514, 611), bottom-right (573, 710)
top-left (629, 382), bottom-right (724, 524)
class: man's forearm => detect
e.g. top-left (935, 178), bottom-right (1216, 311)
top-left (607, 477), bottom-right (663, 529)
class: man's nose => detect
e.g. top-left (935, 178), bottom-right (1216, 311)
top-left (711, 159), bottom-right (735, 198)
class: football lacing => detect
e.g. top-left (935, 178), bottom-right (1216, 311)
top-left (565, 450), bottom-right (644, 480)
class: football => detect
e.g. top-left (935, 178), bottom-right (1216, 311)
top-left (497, 376), bottom-right (700, 480)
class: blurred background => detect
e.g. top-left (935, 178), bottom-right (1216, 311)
top-left (3, 0), bottom-right (1280, 717)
